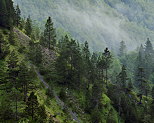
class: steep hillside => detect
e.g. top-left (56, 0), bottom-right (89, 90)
top-left (14, 0), bottom-right (154, 52)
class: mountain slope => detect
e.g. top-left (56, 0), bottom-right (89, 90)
top-left (14, 0), bottom-right (154, 52)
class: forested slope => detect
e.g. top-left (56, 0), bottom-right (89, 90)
top-left (1, 0), bottom-right (154, 123)
top-left (14, 0), bottom-right (154, 52)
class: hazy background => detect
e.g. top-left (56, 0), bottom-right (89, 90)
top-left (14, 0), bottom-right (154, 52)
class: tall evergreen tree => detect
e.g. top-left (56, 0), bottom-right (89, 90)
top-left (44, 17), bottom-right (56, 49)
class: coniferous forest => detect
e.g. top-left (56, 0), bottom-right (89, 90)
top-left (0, 0), bottom-right (154, 123)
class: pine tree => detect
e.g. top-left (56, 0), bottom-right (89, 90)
top-left (18, 62), bottom-right (32, 101)
top-left (82, 41), bottom-right (92, 88)
top-left (44, 17), bottom-right (56, 49)
top-left (144, 38), bottom-right (154, 79)
top-left (56, 36), bottom-right (83, 88)
top-left (5, 0), bottom-right (16, 29)
top-left (0, 32), bottom-right (3, 58)
top-left (15, 5), bottom-right (21, 27)
top-left (151, 86), bottom-right (154, 99)
top-left (127, 79), bottom-right (133, 90)
top-left (134, 44), bottom-right (145, 87)
top-left (136, 67), bottom-right (150, 102)
top-left (7, 50), bottom-right (19, 120)
top-left (145, 38), bottom-right (153, 54)
top-left (137, 44), bottom-right (145, 67)
top-left (103, 48), bottom-right (112, 86)
top-left (25, 16), bottom-right (32, 37)
top-left (118, 40), bottom-right (126, 57)
top-left (117, 65), bottom-right (128, 88)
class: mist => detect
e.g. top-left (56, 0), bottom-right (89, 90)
top-left (14, 0), bottom-right (154, 52)
top-left (53, 1), bottom-right (133, 52)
